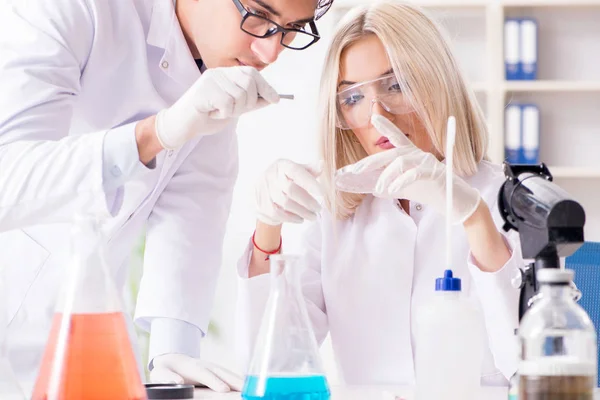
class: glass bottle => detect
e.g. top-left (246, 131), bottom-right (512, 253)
top-left (518, 268), bottom-right (597, 400)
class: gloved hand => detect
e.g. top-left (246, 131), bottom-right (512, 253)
top-left (155, 66), bottom-right (280, 150)
top-left (256, 159), bottom-right (324, 226)
top-left (335, 115), bottom-right (481, 224)
top-left (150, 354), bottom-right (243, 393)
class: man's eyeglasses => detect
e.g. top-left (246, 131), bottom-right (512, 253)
top-left (232, 0), bottom-right (321, 50)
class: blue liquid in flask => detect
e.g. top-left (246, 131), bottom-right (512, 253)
top-left (241, 375), bottom-right (331, 400)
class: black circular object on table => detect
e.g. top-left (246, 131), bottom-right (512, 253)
top-left (145, 383), bottom-right (195, 399)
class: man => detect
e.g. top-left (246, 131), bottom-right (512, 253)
top-left (0, 0), bottom-right (333, 394)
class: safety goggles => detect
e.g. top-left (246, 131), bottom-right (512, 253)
top-left (336, 73), bottom-right (413, 130)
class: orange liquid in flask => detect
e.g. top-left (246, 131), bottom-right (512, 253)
top-left (32, 312), bottom-right (147, 400)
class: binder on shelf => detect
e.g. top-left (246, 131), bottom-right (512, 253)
top-left (520, 18), bottom-right (538, 80)
top-left (504, 104), bottom-right (522, 163)
top-left (504, 19), bottom-right (521, 80)
top-left (521, 104), bottom-right (540, 164)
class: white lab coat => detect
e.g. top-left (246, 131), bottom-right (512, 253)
top-left (235, 161), bottom-right (524, 386)
top-left (0, 0), bottom-right (237, 392)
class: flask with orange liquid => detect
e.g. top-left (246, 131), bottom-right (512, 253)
top-left (31, 216), bottom-right (147, 400)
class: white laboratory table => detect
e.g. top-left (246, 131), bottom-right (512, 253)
top-left (193, 386), bottom-right (600, 399)
top-left (193, 386), bottom-right (505, 399)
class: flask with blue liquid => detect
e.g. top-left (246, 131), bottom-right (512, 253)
top-left (241, 255), bottom-right (331, 400)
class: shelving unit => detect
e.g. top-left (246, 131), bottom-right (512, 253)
top-left (470, 82), bottom-right (488, 93)
top-left (502, 0), bottom-right (600, 7)
top-left (550, 166), bottom-right (600, 179)
top-left (331, 0), bottom-right (488, 8)
top-left (328, 0), bottom-right (600, 180)
top-left (324, 0), bottom-right (600, 241)
top-left (504, 80), bottom-right (600, 92)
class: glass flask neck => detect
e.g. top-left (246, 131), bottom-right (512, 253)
top-left (269, 255), bottom-right (302, 291)
top-left (539, 283), bottom-right (572, 302)
top-left (58, 215), bottom-right (121, 314)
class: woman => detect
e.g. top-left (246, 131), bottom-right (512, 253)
top-left (235, 1), bottom-right (522, 386)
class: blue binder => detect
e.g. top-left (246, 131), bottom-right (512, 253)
top-left (520, 18), bottom-right (538, 80)
top-left (505, 19), bottom-right (521, 80)
top-left (505, 104), bottom-right (522, 163)
top-left (520, 104), bottom-right (540, 164)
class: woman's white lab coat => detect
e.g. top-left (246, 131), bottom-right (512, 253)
top-left (235, 161), bottom-right (524, 386)
top-left (0, 0), bottom-right (236, 391)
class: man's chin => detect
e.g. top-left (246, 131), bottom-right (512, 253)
top-left (202, 58), bottom-right (268, 71)
top-left (197, 58), bottom-right (234, 69)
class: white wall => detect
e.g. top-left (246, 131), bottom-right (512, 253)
top-left (199, 1), bottom-right (600, 383)
top-left (199, 13), bottom-right (336, 374)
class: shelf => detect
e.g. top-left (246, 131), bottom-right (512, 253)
top-left (503, 0), bottom-right (600, 7)
top-left (504, 81), bottom-right (600, 92)
top-left (331, 0), bottom-right (487, 10)
top-left (325, 1), bottom-right (600, 179)
top-left (548, 166), bottom-right (600, 178)
top-left (471, 82), bottom-right (488, 92)
top-left (331, 0), bottom-right (600, 10)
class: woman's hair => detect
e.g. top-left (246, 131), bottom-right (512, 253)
top-left (318, 0), bottom-right (489, 220)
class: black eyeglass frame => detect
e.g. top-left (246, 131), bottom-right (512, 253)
top-left (232, 0), bottom-right (321, 50)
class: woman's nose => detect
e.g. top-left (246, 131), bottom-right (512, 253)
top-left (370, 100), bottom-right (395, 121)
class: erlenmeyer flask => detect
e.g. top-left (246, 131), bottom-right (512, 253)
top-left (0, 266), bottom-right (26, 399)
top-left (242, 254), bottom-right (331, 400)
top-left (31, 216), bottom-right (147, 400)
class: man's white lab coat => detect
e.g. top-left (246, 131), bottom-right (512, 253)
top-left (236, 161), bottom-right (524, 386)
top-left (0, 0), bottom-right (236, 391)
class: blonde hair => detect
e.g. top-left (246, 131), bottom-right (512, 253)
top-left (318, 0), bottom-right (489, 220)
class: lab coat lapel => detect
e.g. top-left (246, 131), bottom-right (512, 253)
top-left (147, 0), bottom-right (200, 89)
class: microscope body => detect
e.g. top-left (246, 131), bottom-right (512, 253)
top-left (497, 163), bottom-right (586, 320)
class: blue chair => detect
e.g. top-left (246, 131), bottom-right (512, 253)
top-left (565, 242), bottom-right (600, 386)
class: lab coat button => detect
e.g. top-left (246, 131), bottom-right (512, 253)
top-left (161, 60), bottom-right (169, 69)
top-left (415, 204), bottom-right (422, 211)
top-left (167, 150), bottom-right (173, 157)
top-left (110, 166), bottom-right (122, 178)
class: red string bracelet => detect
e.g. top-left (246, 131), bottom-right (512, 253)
top-left (251, 230), bottom-right (282, 261)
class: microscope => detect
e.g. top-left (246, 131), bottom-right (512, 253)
top-left (497, 162), bottom-right (586, 321)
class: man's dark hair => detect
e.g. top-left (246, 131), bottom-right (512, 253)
top-left (316, 0), bottom-right (334, 20)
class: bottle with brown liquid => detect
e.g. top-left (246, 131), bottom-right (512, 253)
top-left (518, 268), bottom-right (597, 400)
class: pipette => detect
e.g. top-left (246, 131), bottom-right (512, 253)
top-left (445, 116), bottom-right (456, 271)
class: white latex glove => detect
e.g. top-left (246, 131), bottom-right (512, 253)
top-left (150, 354), bottom-right (243, 393)
top-left (155, 66), bottom-right (280, 150)
top-left (335, 114), bottom-right (481, 224)
top-left (256, 159), bottom-right (324, 226)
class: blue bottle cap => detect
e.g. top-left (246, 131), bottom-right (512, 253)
top-left (435, 269), bottom-right (461, 291)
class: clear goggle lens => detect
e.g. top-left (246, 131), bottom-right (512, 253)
top-left (336, 73), bottom-right (414, 130)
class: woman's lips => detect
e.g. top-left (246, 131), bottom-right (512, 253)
top-left (376, 136), bottom-right (395, 149)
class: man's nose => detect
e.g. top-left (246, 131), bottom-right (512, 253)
top-left (251, 34), bottom-right (286, 65)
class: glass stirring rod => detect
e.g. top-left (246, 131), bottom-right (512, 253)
top-left (445, 116), bottom-right (456, 272)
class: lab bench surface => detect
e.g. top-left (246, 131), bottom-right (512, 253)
top-left (194, 386), bottom-right (600, 399)
top-left (193, 386), bottom-right (496, 399)
top-left (193, 386), bottom-right (474, 399)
